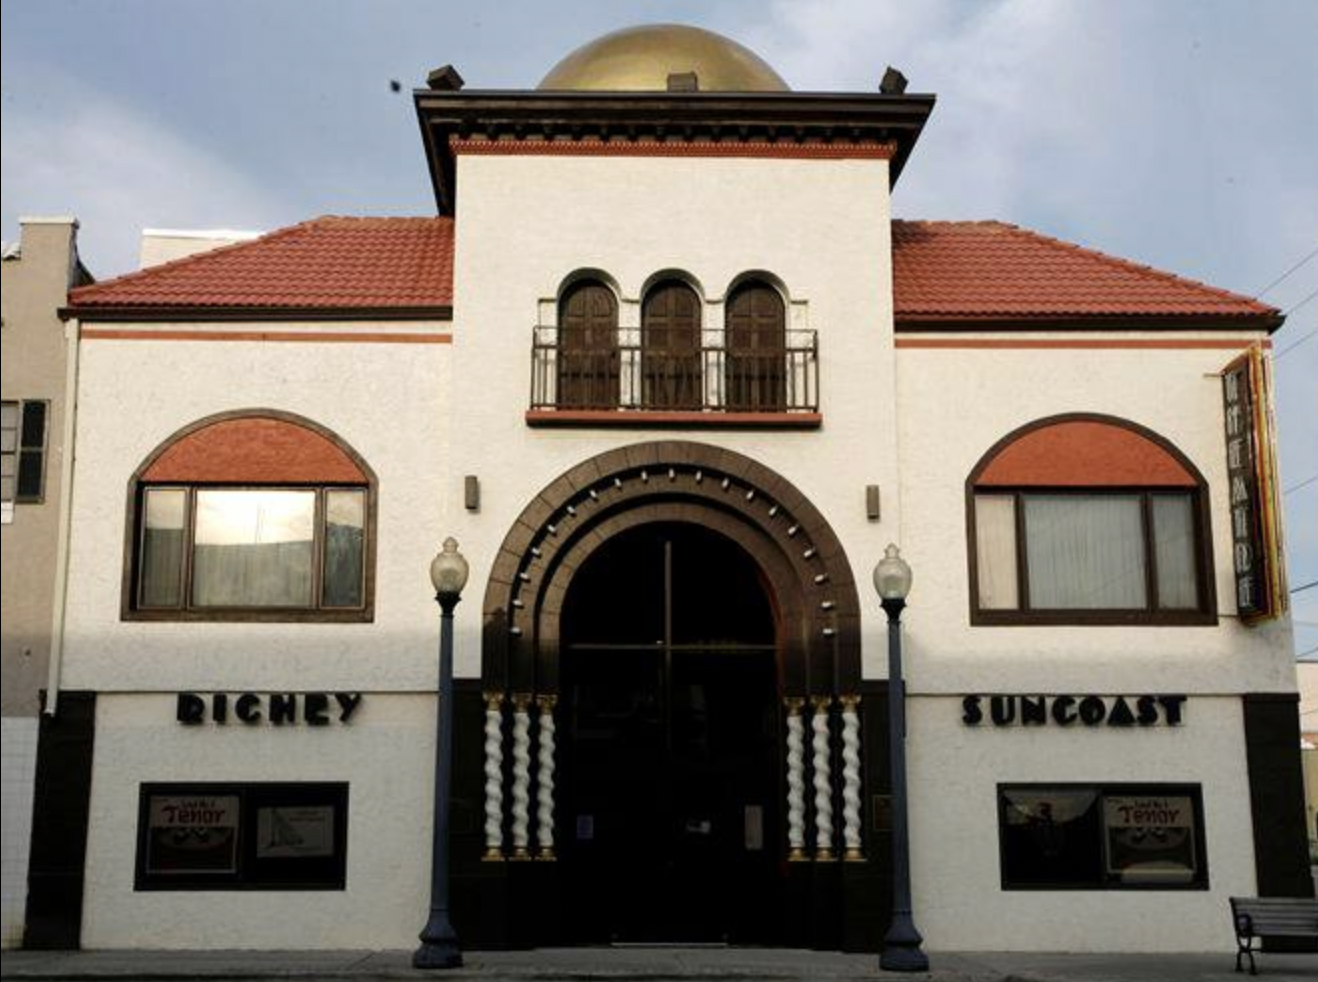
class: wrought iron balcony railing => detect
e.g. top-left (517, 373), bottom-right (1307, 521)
top-left (530, 326), bottom-right (819, 415)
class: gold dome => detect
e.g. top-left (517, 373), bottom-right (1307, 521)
top-left (539, 24), bottom-right (789, 93)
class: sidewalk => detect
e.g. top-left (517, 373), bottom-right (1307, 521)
top-left (2, 948), bottom-right (1315, 982)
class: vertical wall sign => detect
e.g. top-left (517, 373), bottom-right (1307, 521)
top-left (1221, 345), bottom-right (1287, 622)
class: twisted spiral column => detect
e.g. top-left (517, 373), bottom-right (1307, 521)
top-left (840, 694), bottom-right (864, 861)
top-left (535, 694), bottom-right (557, 860)
top-left (811, 695), bottom-right (835, 860)
top-left (784, 697), bottom-right (806, 861)
top-left (510, 693), bottom-right (532, 860)
top-left (482, 691), bottom-right (505, 860)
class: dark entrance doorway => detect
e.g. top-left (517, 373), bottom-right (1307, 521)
top-left (558, 522), bottom-right (781, 943)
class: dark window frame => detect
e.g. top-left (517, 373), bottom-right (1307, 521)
top-left (121, 409), bottom-right (377, 624)
top-left (134, 782), bottom-right (348, 892)
top-left (965, 413), bottom-right (1217, 627)
top-left (2, 399), bottom-right (50, 505)
top-left (129, 483), bottom-right (371, 622)
top-left (970, 486), bottom-right (1215, 626)
top-left (997, 782), bottom-right (1209, 891)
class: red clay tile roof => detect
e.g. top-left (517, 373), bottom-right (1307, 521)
top-left (69, 214), bottom-right (1278, 328)
top-left (891, 220), bottom-right (1279, 326)
top-left (68, 216), bottom-right (454, 312)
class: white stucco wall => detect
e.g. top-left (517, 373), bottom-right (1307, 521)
top-left (81, 693), bottom-right (432, 949)
top-left (895, 339), bottom-right (1296, 696)
top-left (61, 324), bottom-right (453, 694)
top-left (446, 153), bottom-right (901, 680)
top-left (908, 695), bottom-right (1257, 951)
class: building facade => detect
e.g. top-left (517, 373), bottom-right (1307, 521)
top-left (28, 25), bottom-right (1312, 954)
top-left (1, 217), bottom-right (90, 948)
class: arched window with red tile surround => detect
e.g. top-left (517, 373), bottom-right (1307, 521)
top-left (123, 410), bottom-right (377, 622)
top-left (966, 413), bottom-right (1215, 625)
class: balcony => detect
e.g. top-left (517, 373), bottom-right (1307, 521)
top-left (528, 326), bottom-right (820, 428)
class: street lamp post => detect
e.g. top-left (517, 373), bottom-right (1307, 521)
top-left (414, 537), bottom-right (469, 970)
top-left (874, 543), bottom-right (928, 973)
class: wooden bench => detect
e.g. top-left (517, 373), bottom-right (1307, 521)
top-left (1230, 896), bottom-right (1318, 974)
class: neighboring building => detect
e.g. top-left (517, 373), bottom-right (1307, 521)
top-left (138, 229), bottom-right (262, 270)
top-left (30, 25), bottom-right (1312, 955)
top-left (1300, 662), bottom-right (1317, 868)
top-left (0, 216), bottom-right (91, 948)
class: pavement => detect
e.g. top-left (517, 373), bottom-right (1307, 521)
top-left (2, 948), bottom-right (1316, 982)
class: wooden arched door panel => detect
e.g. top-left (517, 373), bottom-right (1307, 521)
top-left (642, 281), bottom-right (702, 410)
top-left (558, 281), bottom-right (620, 409)
top-left (725, 282), bottom-right (786, 411)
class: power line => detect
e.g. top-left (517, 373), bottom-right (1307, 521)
top-left (1284, 287), bottom-right (1318, 318)
top-left (1256, 243), bottom-right (1318, 297)
top-left (1285, 474), bottom-right (1318, 495)
top-left (1294, 580), bottom-right (1318, 595)
top-left (1274, 326), bottom-right (1315, 359)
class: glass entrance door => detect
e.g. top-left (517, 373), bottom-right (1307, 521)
top-left (559, 523), bottom-right (781, 943)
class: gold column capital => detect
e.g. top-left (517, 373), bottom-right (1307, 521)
top-left (784, 696), bottom-right (806, 716)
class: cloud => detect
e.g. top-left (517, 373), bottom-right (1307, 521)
top-left (1, 68), bottom-right (286, 278)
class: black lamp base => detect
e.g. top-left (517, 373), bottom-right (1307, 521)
top-left (413, 939), bottom-right (462, 970)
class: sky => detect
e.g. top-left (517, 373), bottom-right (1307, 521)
top-left (2, 0), bottom-right (1315, 655)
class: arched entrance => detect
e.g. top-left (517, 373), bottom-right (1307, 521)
top-left (559, 522), bottom-right (779, 942)
top-left (458, 442), bottom-right (888, 951)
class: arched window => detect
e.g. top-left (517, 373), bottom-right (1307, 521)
top-left (642, 280), bottom-right (702, 410)
top-left (557, 280), bottom-right (619, 409)
top-left (725, 280), bottom-right (786, 411)
top-left (124, 410), bottom-right (376, 621)
top-left (967, 414), bottom-right (1214, 625)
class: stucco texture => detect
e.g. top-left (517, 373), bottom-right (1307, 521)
top-left (61, 327), bottom-right (452, 693)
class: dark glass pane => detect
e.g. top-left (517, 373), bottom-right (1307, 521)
top-left (1103, 793), bottom-right (1198, 884)
top-left (20, 401), bottom-right (47, 448)
top-left (16, 450), bottom-right (44, 500)
top-left (140, 489), bottom-right (186, 607)
top-left (561, 524), bottom-right (665, 646)
top-left (321, 490), bottom-right (365, 608)
top-left (1000, 788), bottom-right (1103, 886)
top-left (144, 793), bottom-right (241, 875)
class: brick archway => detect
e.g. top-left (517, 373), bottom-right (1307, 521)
top-left (481, 441), bottom-right (860, 699)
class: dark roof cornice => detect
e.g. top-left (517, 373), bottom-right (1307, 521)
top-left (414, 89), bottom-right (936, 214)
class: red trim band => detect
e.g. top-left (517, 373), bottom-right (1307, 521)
top-left (451, 136), bottom-right (895, 160)
top-left (82, 329), bottom-right (452, 344)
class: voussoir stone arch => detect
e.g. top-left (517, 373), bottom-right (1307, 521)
top-left (480, 440), bottom-right (860, 698)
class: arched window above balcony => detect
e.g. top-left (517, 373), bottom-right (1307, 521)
top-left (725, 280), bottom-right (787, 412)
top-left (642, 279), bottom-right (703, 410)
top-left (557, 279), bottom-right (620, 409)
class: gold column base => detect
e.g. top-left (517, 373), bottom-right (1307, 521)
top-left (511, 846), bottom-right (532, 861)
top-left (788, 847), bottom-right (808, 862)
top-left (482, 847), bottom-right (505, 862)
top-left (815, 847), bottom-right (835, 862)
top-left (535, 848), bottom-right (556, 861)
top-left (843, 847), bottom-right (865, 863)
